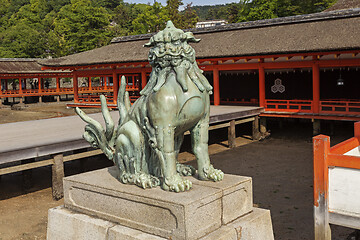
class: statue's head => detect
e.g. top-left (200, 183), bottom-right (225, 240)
top-left (141, 21), bottom-right (213, 95)
top-left (144, 21), bottom-right (200, 68)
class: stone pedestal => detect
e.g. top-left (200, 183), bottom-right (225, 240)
top-left (47, 167), bottom-right (274, 240)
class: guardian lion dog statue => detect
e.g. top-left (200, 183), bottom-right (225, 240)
top-left (76, 21), bottom-right (224, 192)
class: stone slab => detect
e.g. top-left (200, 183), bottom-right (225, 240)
top-left (47, 206), bottom-right (116, 240)
top-left (188, 173), bottom-right (253, 224)
top-left (228, 207), bottom-right (274, 240)
top-left (63, 167), bottom-right (223, 240)
top-left (47, 206), bottom-right (273, 240)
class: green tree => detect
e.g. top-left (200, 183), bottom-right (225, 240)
top-left (53, 0), bottom-right (112, 55)
top-left (166, 0), bottom-right (183, 28)
top-left (110, 1), bottom-right (138, 36)
top-left (245, 0), bottom-right (278, 21)
top-left (181, 3), bottom-right (198, 29)
top-left (0, 22), bottom-right (46, 57)
top-left (131, 2), bottom-right (169, 34)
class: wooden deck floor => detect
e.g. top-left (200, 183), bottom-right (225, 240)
top-left (0, 105), bottom-right (263, 164)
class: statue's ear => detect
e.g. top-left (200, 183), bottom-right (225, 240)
top-left (185, 32), bottom-right (200, 43)
top-left (144, 37), bottom-right (154, 47)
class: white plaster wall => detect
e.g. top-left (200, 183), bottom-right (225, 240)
top-left (345, 146), bottom-right (360, 157)
top-left (329, 167), bottom-right (360, 217)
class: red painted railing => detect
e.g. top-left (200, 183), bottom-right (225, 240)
top-left (320, 100), bottom-right (360, 115)
top-left (265, 99), bottom-right (313, 113)
top-left (313, 122), bottom-right (360, 240)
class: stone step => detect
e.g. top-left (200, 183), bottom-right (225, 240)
top-left (47, 206), bottom-right (274, 240)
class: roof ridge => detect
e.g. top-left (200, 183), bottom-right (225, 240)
top-left (111, 7), bottom-right (360, 44)
top-left (0, 58), bottom-right (42, 62)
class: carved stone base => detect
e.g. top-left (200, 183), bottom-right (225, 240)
top-left (47, 167), bottom-right (274, 240)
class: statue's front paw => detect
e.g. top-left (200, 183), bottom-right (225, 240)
top-left (200, 165), bottom-right (224, 182)
top-left (176, 163), bottom-right (196, 176)
top-left (134, 173), bottom-right (160, 189)
top-left (162, 175), bottom-right (192, 192)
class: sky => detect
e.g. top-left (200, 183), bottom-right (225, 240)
top-left (124, 0), bottom-right (239, 7)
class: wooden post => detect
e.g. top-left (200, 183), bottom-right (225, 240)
top-left (313, 63), bottom-right (320, 114)
top-left (228, 120), bottom-right (236, 148)
top-left (113, 71), bottom-right (118, 104)
top-left (19, 78), bottom-right (23, 103)
top-left (38, 77), bottom-right (42, 92)
top-left (73, 72), bottom-right (79, 103)
top-left (355, 121), bottom-right (360, 139)
top-left (52, 154), bottom-right (64, 200)
top-left (260, 117), bottom-right (267, 134)
top-left (213, 67), bottom-right (220, 105)
top-left (88, 77), bottom-right (92, 90)
top-left (252, 115), bottom-right (261, 140)
top-left (141, 70), bottom-right (147, 90)
top-left (104, 76), bottom-right (107, 89)
top-left (313, 119), bottom-right (321, 136)
top-left (313, 135), bottom-right (331, 240)
top-left (56, 77), bottom-right (60, 92)
top-left (56, 77), bottom-right (60, 102)
top-left (19, 78), bottom-right (23, 94)
top-left (259, 66), bottom-right (266, 108)
top-left (22, 158), bottom-right (35, 190)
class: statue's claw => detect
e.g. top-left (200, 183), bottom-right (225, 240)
top-left (163, 175), bottom-right (192, 192)
top-left (176, 163), bottom-right (196, 176)
top-left (120, 172), bottom-right (160, 189)
top-left (200, 165), bottom-right (224, 182)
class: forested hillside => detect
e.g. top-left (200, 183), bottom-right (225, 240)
top-left (193, 0), bottom-right (336, 22)
top-left (0, 0), bottom-right (336, 59)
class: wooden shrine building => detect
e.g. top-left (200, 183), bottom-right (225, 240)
top-left (39, 7), bottom-right (360, 122)
top-left (0, 59), bottom-right (72, 104)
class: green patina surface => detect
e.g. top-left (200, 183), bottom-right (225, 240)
top-left (76, 21), bottom-right (223, 192)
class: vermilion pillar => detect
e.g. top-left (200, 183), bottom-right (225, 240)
top-left (38, 77), bottom-right (42, 93)
top-left (19, 78), bottom-right (23, 94)
top-left (259, 66), bottom-right (266, 108)
top-left (113, 72), bottom-right (118, 104)
top-left (141, 70), bottom-right (147, 90)
top-left (312, 63), bottom-right (320, 114)
top-left (88, 77), bottom-right (92, 89)
top-left (73, 72), bottom-right (79, 102)
top-left (56, 77), bottom-right (60, 92)
top-left (213, 68), bottom-right (220, 105)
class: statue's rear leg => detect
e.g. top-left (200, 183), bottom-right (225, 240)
top-left (115, 121), bottom-right (160, 188)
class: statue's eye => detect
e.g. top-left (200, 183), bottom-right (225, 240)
top-left (173, 40), bottom-right (181, 45)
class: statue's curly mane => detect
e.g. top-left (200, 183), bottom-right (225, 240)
top-left (140, 21), bottom-right (213, 96)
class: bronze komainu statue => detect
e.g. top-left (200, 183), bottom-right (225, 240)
top-left (76, 21), bottom-right (224, 192)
